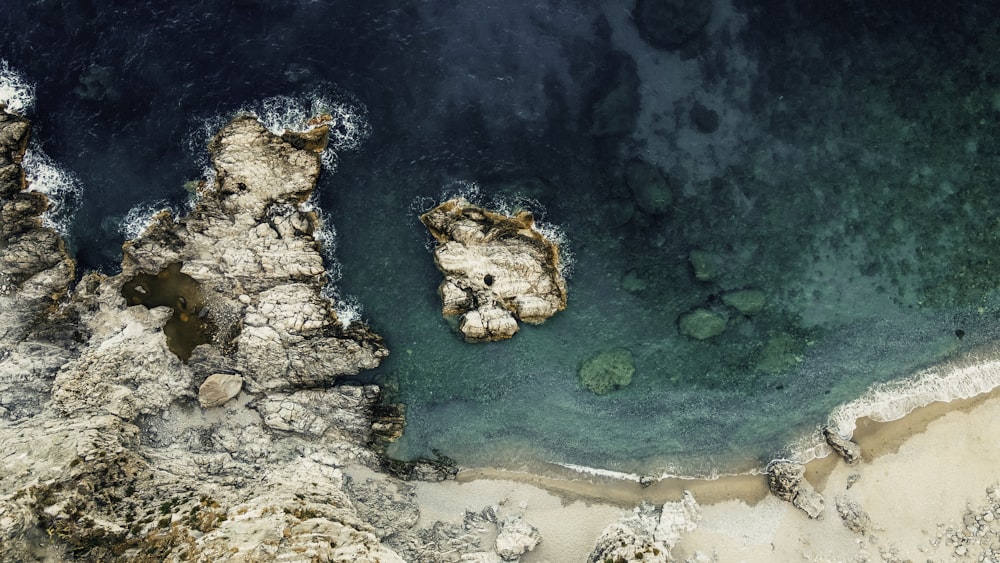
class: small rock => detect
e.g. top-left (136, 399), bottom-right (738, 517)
top-left (198, 373), bottom-right (244, 408)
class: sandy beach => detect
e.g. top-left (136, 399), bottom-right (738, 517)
top-left (413, 385), bottom-right (1000, 562)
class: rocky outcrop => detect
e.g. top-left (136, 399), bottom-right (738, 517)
top-left (0, 107), bottom-right (79, 421)
top-left (421, 198), bottom-right (567, 341)
top-left (0, 109), bottom-right (415, 561)
top-left (588, 494), bottom-right (700, 563)
top-left (823, 426), bottom-right (862, 464)
top-left (766, 459), bottom-right (825, 519)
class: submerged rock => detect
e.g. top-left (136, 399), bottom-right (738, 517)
top-left (625, 158), bottom-right (673, 216)
top-left (634, 0), bottom-right (713, 50)
top-left (579, 347), bottom-right (635, 395)
top-left (420, 197), bottom-right (567, 342)
top-left (678, 308), bottom-right (727, 340)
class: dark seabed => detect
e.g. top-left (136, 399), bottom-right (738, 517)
top-left (4, 0), bottom-right (1000, 476)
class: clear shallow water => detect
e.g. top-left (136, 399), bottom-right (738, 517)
top-left (4, 0), bottom-right (1000, 476)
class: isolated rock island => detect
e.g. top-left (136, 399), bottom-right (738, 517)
top-left (420, 198), bottom-right (568, 341)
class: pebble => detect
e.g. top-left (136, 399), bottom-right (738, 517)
top-left (955, 545), bottom-right (967, 556)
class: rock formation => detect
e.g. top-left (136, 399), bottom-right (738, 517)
top-left (823, 426), bottom-right (862, 464)
top-left (765, 459), bottom-right (825, 519)
top-left (587, 494), bottom-right (700, 563)
top-left (420, 197), bottom-right (567, 341)
top-left (0, 107), bottom-right (433, 561)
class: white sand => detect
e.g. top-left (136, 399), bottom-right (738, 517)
top-left (411, 390), bottom-right (1000, 561)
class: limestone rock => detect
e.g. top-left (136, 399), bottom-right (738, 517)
top-left (678, 308), bottom-right (727, 340)
top-left (823, 426), bottom-right (862, 464)
top-left (420, 197), bottom-right (567, 342)
top-left (655, 491), bottom-right (701, 549)
top-left (626, 158), bottom-right (673, 216)
top-left (766, 459), bottom-right (825, 519)
top-left (494, 515), bottom-right (541, 561)
top-left (634, 0), bottom-right (712, 50)
top-left (579, 347), bottom-right (635, 395)
top-left (835, 495), bottom-right (872, 534)
top-left (0, 111), bottom-right (410, 560)
top-left (255, 386), bottom-right (380, 443)
top-left (587, 504), bottom-right (671, 563)
top-left (198, 373), bottom-right (244, 408)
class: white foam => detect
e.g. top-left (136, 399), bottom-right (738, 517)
top-left (21, 146), bottom-right (81, 235)
top-left (788, 346), bottom-right (1000, 464)
top-left (238, 91), bottom-right (371, 172)
top-left (120, 200), bottom-right (180, 240)
top-left (0, 60), bottom-right (35, 115)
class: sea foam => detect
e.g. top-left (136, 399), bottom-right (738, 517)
top-left (789, 343), bottom-right (1000, 464)
top-left (0, 59), bottom-right (35, 115)
top-left (120, 200), bottom-right (183, 240)
top-left (22, 146), bottom-right (81, 236)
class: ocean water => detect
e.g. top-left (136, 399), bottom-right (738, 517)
top-left (3, 0), bottom-right (1000, 477)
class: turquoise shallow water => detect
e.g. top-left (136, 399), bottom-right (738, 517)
top-left (4, 0), bottom-right (1000, 476)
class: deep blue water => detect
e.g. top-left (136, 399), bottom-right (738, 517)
top-left (4, 0), bottom-right (1000, 475)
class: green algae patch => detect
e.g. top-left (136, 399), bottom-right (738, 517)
top-left (579, 347), bottom-right (635, 395)
top-left (121, 263), bottom-right (214, 361)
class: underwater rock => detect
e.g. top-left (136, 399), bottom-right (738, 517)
top-left (587, 51), bottom-right (640, 138)
top-left (678, 308), bottom-right (727, 340)
top-left (823, 426), bottom-right (862, 464)
top-left (494, 515), bottom-right (541, 561)
top-left (579, 347), bottom-right (635, 395)
top-left (688, 249), bottom-right (719, 282)
top-left (721, 288), bottom-right (766, 315)
top-left (634, 0), bottom-right (712, 50)
top-left (198, 373), bottom-right (243, 408)
top-left (626, 158), bottom-right (673, 216)
top-left (766, 459), bottom-right (825, 519)
top-left (420, 197), bottom-right (567, 342)
top-left (689, 101), bottom-right (720, 134)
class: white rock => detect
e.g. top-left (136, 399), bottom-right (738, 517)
top-left (198, 373), bottom-right (244, 408)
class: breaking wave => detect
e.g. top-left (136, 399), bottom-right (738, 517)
top-left (414, 180), bottom-right (575, 277)
top-left (0, 59), bottom-right (35, 115)
top-left (22, 146), bottom-right (81, 236)
top-left (788, 343), bottom-right (1000, 464)
top-left (119, 200), bottom-right (183, 240)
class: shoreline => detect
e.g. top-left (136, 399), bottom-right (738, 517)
top-left (416, 376), bottom-right (1000, 561)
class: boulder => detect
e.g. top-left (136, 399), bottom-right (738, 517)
top-left (823, 426), bottom-right (862, 464)
top-left (722, 289), bottom-right (766, 315)
top-left (198, 373), bottom-right (244, 408)
top-left (494, 515), bottom-right (541, 561)
top-left (766, 459), bottom-right (825, 519)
